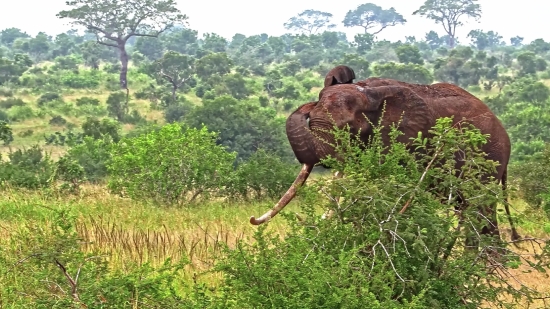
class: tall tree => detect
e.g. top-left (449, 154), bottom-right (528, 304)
top-left (413, 0), bottom-right (481, 48)
top-left (343, 3), bottom-right (406, 35)
top-left (283, 10), bottom-right (336, 35)
top-left (57, 0), bottom-right (187, 91)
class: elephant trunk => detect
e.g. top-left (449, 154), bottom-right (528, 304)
top-left (250, 102), bottom-right (332, 225)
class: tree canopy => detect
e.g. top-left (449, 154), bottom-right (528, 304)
top-left (343, 3), bottom-right (406, 35)
top-left (414, 0), bottom-right (481, 48)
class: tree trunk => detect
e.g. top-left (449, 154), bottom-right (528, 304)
top-left (171, 83), bottom-right (177, 102)
top-left (118, 43), bottom-right (129, 90)
top-left (449, 35), bottom-right (455, 49)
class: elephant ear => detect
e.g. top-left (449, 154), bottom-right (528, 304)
top-left (324, 65), bottom-right (356, 88)
top-left (357, 85), bottom-right (436, 140)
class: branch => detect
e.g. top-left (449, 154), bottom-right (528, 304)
top-left (55, 259), bottom-right (85, 306)
top-left (159, 70), bottom-right (175, 85)
top-left (87, 25), bottom-right (118, 42)
top-left (399, 144), bottom-right (443, 214)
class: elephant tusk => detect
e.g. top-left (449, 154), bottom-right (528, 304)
top-left (249, 164), bottom-right (313, 225)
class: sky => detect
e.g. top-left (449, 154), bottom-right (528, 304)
top-left (0, 0), bottom-right (547, 44)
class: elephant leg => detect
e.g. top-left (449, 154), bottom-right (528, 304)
top-left (322, 171), bottom-right (343, 220)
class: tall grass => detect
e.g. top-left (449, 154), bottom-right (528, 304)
top-left (0, 185), bottom-right (549, 305)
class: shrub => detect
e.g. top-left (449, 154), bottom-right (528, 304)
top-left (60, 71), bottom-right (101, 89)
top-left (122, 109), bottom-right (146, 125)
top-left (0, 120), bottom-right (13, 145)
top-left (75, 104), bottom-right (108, 117)
top-left (511, 143), bottom-right (550, 211)
top-left (81, 117), bottom-right (121, 142)
top-left (0, 145), bottom-right (55, 189)
top-left (226, 149), bottom-right (299, 200)
top-left (163, 102), bottom-right (192, 123)
top-left (75, 97), bottom-right (100, 106)
top-left (63, 135), bottom-right (113, 182)
top-left (0, 97), bottom-right (26, 109)
top-left (106, 91), bottom-right (128, 121)
top-left (214, 117), bottom-right (549, 308)
top-left (17, 129), bottom-right (33, 137)
top-left (7, 105), bottom-right (35, 121)
top-left (0, 110), bottom-right (8, 122)
top-left (49, 115), bottom-right (67, 126)
top-left (37, 92), bottom-right (62, 106)
top-left (0, 86), bottom-right (13, 97)
top-left (108, 124), bottom-right (236, 204)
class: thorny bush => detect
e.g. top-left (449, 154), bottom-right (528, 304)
top-left (215, 116), bottom-right (550, 308)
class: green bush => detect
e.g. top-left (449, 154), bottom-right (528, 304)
top-left (81, 117), bottom-right (121, 142)
top-left (75, 104), bottom-right (108, 117)
top-left (184, 95), bottom-right (293, 162)
top-left (0, 145), bottom-right (55, 189)
top-left (164, 102), bottom-right (192, 123)
top-left (49, 115), bottom-right (67, 126)
top-left (60, 70), bottom-right (101, 89)
top-left (0, 97), bottom-right (26, 109)
top-left (213, 117), bottom-right (549, 308)
top-left (62, 135), bottom-right (113, 182)
top-left (37, 92), bottom-right (62, 106)
top-left (108, 124), bottom-right (236, 204)
top-left (226, 149), bottom-right (299, 200)
top-left (75, 96), bottom-right (100, 106)
top-left (7, 105), bottom-right (35, 121)
top-left (511, 143), bottom-right (550, 211)
top-left (0, 86), bottom-right (13, 97)
top-left (0, 120), bottom-right (13, 145)
top-left (0, 110), bottom-right (8, 122)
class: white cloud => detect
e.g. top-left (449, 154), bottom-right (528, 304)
top-left (1, 0), bottom-right (547, 44)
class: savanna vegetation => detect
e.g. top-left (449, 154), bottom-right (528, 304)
top-left (1, 0), bottom-right (550, 307)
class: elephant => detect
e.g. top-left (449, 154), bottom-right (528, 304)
top-left (249, 65), bottom-right (520, 243)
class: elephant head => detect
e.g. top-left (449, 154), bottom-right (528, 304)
top-left (324, 65), bottom-right (356, 88)
top-left (250, 69), bottom-right (434, 225)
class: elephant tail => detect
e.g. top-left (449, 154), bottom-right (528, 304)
top-left (502, 169), bottom-right (521, 241)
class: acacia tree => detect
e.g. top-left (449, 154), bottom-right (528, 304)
top-left (150, 51), bottom-right (195, 101)
top-left (414, 0), bottom-right (481, 48)
top-left (283, 10), bottom-right (336, 35)
top-left (343, 3), bottom-right (406, 35)
top-left (57, 0), bottom-right (187, 91)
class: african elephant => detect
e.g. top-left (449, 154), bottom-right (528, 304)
top-left (249, 65), bottom-right (520, 242)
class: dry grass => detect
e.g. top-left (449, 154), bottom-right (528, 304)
top-left (0, 184), bottom-right (549, 303)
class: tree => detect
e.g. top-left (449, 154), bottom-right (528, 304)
top-left (510, 36), bottom-right (524, 47)
top-left (57, 0), bottom-right (187, 91)
top-left (343, 3), bottom-right (406, 35)
top-left (0, 53), bottom-right (33, 85)
top-left (414, 0), bottom-right (481, 48)
top-left (201, 33), bottom-right (228, 53)
top-left (194, 52), bottom-right (233, 85)
top-left (0, 28), bottom-right (29, 47)
top-left (467, 29), bottom-right (503, 50)
top-left (184, 95), bottom-right (292, 162)
top-left (150, 51), bottom-right (195, 101)
top-left (517, 51), bottom-right (546, 77)
top-left (161, 27), bottom-right (199, 55)
top-left (283, 10), bottom-right (336, 35)
top-left (395, 44), bottom-right (424, 65)
top-left (373, 62), bottom-right (433, 84)
top-left (424, 30), bottom-right (445, 50)
top-left (353, 33), bottom-right (375, 54)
